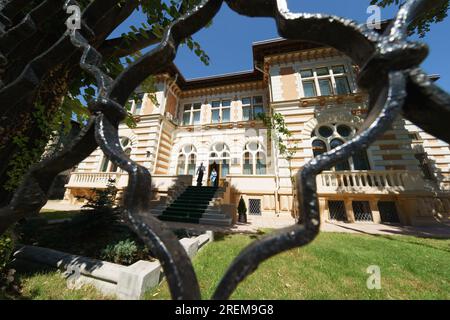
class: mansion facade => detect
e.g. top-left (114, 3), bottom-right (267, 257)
top-left (64, 38), bottom-right (450, 226)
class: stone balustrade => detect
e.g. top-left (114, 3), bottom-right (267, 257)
top-left (317, 170), bottom-right (425, 194)
top-left (66, 172), bottom-right (192, 191)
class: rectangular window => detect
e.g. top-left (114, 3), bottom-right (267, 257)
top-left (211, 100), bottom-right (231, 123)
top-left (300, 69), bottom-right (313, 78)
top-left (300, 64), bottom-right (351, 98)
top-left (332, 65), bottom-right (346, 74)
top-left (335, 77), bottom-right (351, 95)
top-left (303, 81), bottom-right (317, 97)
top-left (242, 97), bottom-right (251, 121)
top-left (182, 103), bottom-right (202, 125)
top-left (352, 201), bottom-right (373, 222)
top-left (316, 67), bottom-right (329, 76)
top-left (193, 111), bottom-right (201, 125)
top-left (319, 79), bottom-right (332, 96)
top-left (249, 199), bottom-right (262, 215)
top-left (241, 96), bottom-right (264, 121)
top-left (183, 112), bottom-right (191, 125)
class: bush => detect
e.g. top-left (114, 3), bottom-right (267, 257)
top-left (237, 197), bottom-right (247, 223)
top-left (80, 178), bottom-right (118, 212)
top-left (0, 233), bottom-right (14, 272)
top-left (101, 239), bottom-right (149, 265)
top-left (0, 232), bottom-right (18, 295)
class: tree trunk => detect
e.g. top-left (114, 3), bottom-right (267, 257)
top-left (0, 65), bottom-right (71, 206)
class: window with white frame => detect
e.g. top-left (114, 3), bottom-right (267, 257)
top-left (182, 102), bottom-right (202, 125)
top-left (176, 144), bottom-right (197, 175)
top-left (209, 143), bottom-right (231, 177)
top-left (311, 123), bottom-right (370, 171)
top-left (300, 65), bottom-right (351, 98)
top-left (242, 141), bottom-right (267, 175)
top-left (132, 93), bottom-right (145, 115)
top-left (100, 137), bottom-right (132, 172)
top-left (211, 100), bottom-right (231, 123)
top-left (242, 96), bottom-right (264, 121)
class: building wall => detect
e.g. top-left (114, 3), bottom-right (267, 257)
top-left (66, 46), bottom-right (450, 225)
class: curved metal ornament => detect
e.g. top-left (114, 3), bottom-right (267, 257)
top-left (1, 0), bottom-right (449, 300)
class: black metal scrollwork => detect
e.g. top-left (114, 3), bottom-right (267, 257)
top-left (0, 0), bottom-right (449, 300)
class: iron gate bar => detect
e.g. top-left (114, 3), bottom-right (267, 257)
top-left (0, 0), bottom-right (449, 300)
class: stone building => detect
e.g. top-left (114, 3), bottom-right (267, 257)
top-left (64, 38), bottom-right (450, 226)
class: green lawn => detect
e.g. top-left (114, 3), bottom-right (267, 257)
top-left (2, 270), bottom-right (111, 300)
top-left (5, 232), bottom-right (449, 300)
top-left (147, 232), bottom-right (450, 300)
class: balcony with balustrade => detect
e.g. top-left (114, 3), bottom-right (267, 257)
top-left (316, 170), bottom-right (427, 195)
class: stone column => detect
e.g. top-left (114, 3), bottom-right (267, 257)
top-left (344, 198), bottom-right (355, 223)
top-left (369, 199), bottom-right (381, 223)
top-left (318, 197), bottom-right (328, 225)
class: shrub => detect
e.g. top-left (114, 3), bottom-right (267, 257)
top-left (237, 197), bottom-right (247, 223)
top-left (0, 233), bottom-right (14, 272)
top-left (80, 178), bottom-right (118, 212)
top-left (101, 239), bottom-right (149, 265)
top-left (0, 232), bottom-right (18, 295)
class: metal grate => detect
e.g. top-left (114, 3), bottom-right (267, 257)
top-left (328, 201), bottom-right (347, 222)
top-left (248, 199), bottom-right (262, 215)
top-left (352, 201), bottom-right (373, 222)
top-left (378, 201), bottom-right (400, 223)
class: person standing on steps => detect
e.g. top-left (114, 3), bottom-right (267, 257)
top-left (196, 162), bottom-right (205, 187)
top-left (210, 167), bottom-right (218, 187)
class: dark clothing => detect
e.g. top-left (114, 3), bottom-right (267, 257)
top-left (196, 165), bottom-right (205, 186)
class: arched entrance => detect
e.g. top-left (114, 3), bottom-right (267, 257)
top-left (208, 143), bottom-right (230, 187)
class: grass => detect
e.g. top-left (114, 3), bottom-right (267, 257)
top-left (146, 232), bottom-right (450, 300)
top-left (2, 270), bottom-right (112, 300)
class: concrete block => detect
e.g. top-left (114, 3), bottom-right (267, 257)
top-left (206, 230), bottom-right (214, 242)
top-left (179, 238), bottom-right (199, 259)
top-left (117, 260), bottom-right (161, 300)
top-left (197, 234), bottom-right (210, 248)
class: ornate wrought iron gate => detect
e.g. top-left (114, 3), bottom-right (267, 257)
top-left (1, 0), bottom-right (449, 300)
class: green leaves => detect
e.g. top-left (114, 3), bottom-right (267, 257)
top-left (370, 0), bottom-right (449, 37)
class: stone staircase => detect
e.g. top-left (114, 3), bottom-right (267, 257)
top-left (152, 186), bottom-right (232, 226)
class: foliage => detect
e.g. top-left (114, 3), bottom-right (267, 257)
top-left (237, 197), bottom-right (247, 215)
top-left (0, 232), bottom-right (19, 296)
top-left (4, 101), bottom-right (67, 191)
top-left (80, 178), bottom-right (118, 213)
top-left (101, 239), bottom-right (150, 265)
top-left (370, 0), bottom-right (449, 37)
top-left (66, 0), bottom-right (211, 128)
top-left (257, 113), bottom-right (297, 161)
top-left (258, 112), bottom-right (299, 185)
top-left (0, 233), bottom-right (13, 273)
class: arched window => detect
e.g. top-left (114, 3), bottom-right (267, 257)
top-left (209, 143), bottom-right (230, 178)
top-left (311, 123), bottom-right (370, 171)
top-left (242, 142), bottom-right (267, 175)
top-left (177, 144), bottom-right (197, 175)
top-left (100, 136), bottom-right (132, 172)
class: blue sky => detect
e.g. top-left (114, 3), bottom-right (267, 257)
top-left (112, 0), bottom-right (449, 91)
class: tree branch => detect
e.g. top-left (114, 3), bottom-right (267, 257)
top-left (99, 30), bottom-right (159, 58)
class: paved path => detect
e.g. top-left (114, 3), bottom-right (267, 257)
top-left (40, 201), bottom-right (450, 238)
top-left (42, 200), bottom-right (83, 211)
top-left (164, 215), bottom-right (450, 239)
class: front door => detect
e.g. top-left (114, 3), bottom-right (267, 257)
top-left (208, 162), bottom-right (220, 187)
